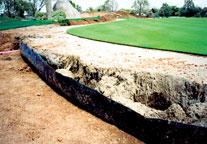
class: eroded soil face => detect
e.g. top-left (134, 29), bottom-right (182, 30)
top-left (0, 32), bottom-right (19, 51)
top-left (0, 52), bottom-right (143, 143)
top-left (2, 24), bottom-right (207, 127)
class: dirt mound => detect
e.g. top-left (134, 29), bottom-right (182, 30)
top-left (100, 13), bottom-right (117, 21)
top-left (0, 32), bottom-right (19, 52)
top-left (81, 11), bottom-right (135, 19)
top-left (81, 12), bottom-right (109, 17)
top-left (99, 11), bottom-right (136, 22)
top-left (115, 11), bottom-right (136, 18)
top-left (68, 11), bottom-right (136, 26)
top-left (69, 20), bottom-right (90, 25)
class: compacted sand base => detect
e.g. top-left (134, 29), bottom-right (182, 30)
top-left (2, 24), bottom-right (207, 127)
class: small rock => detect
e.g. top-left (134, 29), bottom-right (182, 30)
top-left (25, 67), bottom-right (31, 72)
top-left (36, 93), bottom-right (41, 96)
top-left (57, 137), bottom-right (63, 142)
top-left (56, 69), bottom-right (74, 78)
top-left (165, 103), bottom-right (187, 121)
top-left (18, 66), bottom-right (31, 72)
top-left (4, 57), bottom-right (12, 61)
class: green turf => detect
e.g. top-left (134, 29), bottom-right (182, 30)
top-left (0, 17), bottom-right (55, 31)
top-left (67, 18), bottom-right (207, 55)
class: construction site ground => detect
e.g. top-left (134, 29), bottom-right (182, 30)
top-left (1, 15), bottom-right (207, 142)
top-left (0, 51), bottom-right (143, 144)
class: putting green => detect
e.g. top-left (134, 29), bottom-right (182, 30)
top-left (67, 18), bottom-right (207, 55)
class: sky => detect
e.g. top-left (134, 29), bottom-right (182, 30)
top-left (71, 0), bottom-right (207, 10)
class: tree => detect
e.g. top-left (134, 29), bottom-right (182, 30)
top-left (180, 0), bottom-right (198, 17)
top-left (132, 0), bottom-right (149, 16)
top-left (201, 7), bottom-right (207, 17)
top-left (103, 0), bottom-right (118, 12)
top-left (28, 0), bottom-right (45, 16)
top-left (69, 0), bottom-right (82, 12)
top-left (96, 5), bottom-right (105, 12)
top-left (193, 6), bottom-right (202, 17)
top-left (45, 0), bottom-right (52, 18)
top-left (151, 8), bottom-right (159, 17)
top-left (14, 0), bottom-right (32, 17)
top-left (0, 0), bottom-right (46, 17)
top-left (171, 6), bottom-right (179, 16)
top-left (0, 0), bottom-right (15, 17)
top-left (0, 0), bottom-right (32, 17)
top-left (159, 3), bottom-right (172, 17)
top-left (86, 7), bottom-right (95, 12)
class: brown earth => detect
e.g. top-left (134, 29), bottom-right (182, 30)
top-left (81, 11), bottom-right (136, 19)
top-left (0, 33), bottom-right (19, 51)
top-left (69, 11), bottom-right (136, 26)
top-left (0, 42), bottom-right (143, 143)
top-left (81, 12), bottom-right (109, 18)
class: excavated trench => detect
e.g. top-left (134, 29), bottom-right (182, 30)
top-left (39, 52), bottom-right (207, 127)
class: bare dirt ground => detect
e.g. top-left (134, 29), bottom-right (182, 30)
top-left (0, 52), bottom-right (143, 144)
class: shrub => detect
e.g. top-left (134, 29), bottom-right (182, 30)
top-left (35, 12), bottom-right (47, 20)
top-left (51, 10), bottom-right (66, 22)
top-left (58, 19), bottom-right (70, 26)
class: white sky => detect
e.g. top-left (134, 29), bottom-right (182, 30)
top-left (71, 0), bottom-right (207, 10)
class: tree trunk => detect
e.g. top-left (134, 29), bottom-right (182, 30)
top-left (139, 3), bottom-right (142, 16)
top-left (46, 0), bottom-right (52, 19)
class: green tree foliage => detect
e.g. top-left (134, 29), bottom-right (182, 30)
top-left (151, 8), bottom-right (159, 17)
top-left (35, 11), bottom-right (47, 20)
top-left (201, 7), bottom-right (207, 17)
top-left (102, 0), bottom-right (118, 12)
top-left (0, 0), bottom-right (15, 17)
top-left (132, 0), bottom-right (149, 16)
top-left (51, 10), bottom-right (66, 22)
top-left (14, 0), bottom-right (32, 17)
top-left (180, 0), bottom-right (198, 17)
top-left (0, 0), bottom-right (32, 17)
top-left (159, 3), bottom-right (172, 17)
top-left (171, 6), bottom-right (180, 16)
top-left (0, 0), bottom-right (46, 17)
top-left (152, 0), bottom-right (206, 18)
